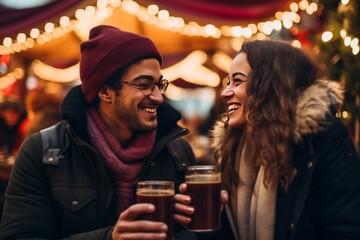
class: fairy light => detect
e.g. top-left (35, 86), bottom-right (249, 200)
top-left (97, 0), bottom-right (108, 9)
top-left (352, 46), bottom-right (359, 55)
top-left (340, 29), bottom-right (347, 38)
top-left (36, 35), bottom-right (46, 45)
top-left (231, 26), bottom-right (243, 37)
top-left (147, 4), bottom-right (159, 15)
top-left (283, 19), bottom-right (293, 29)
top-left (322, 31), bottom-right (333, 42)
top-left (158, 10), bottom-right (169, 21)
top-left (273, 20), bottom-right (282, 31)
top-left (243, 27), bottom-right (253, 38)
top-left (3, 37), bottom-right (12, 47)
top-left (350, 38), bottom-right (359, 48)
top-left (248, 24), bottom-right (258, 34)
top-left (30, 28), bottom-right (40, 38)
top-left (96, 7), bottom-right (112, 19)
top-left (85, 6), bottom-right (96, 16)
top-left (292, 40), bottom-right (302, 48)
top-left (12, 42), bottom-right (21, 52)
top-left (262, 21), bottom-right (274, 35)
top-left (16, 33), bottom-right (26, 43)
top-left (298, 0), bottom-right (309, 10)
top-left (25, 38), bottom-right (35, 48)
top-left (44, 22), bottom-right (55, 33)
top-left (309, 3), bottom-right (318, 12)
top-left (59, 16), bottom-right (70, 27)
top-left (342, 111), bottom-right (349, 119)
top-left (109, 0), bottom-right (121, 8)
top-left (290, 3), bottom-right (299, 12)
top-left (75, 9), bottom-right (86, 20)
top-left (121, 0), bottom-right (139, 14)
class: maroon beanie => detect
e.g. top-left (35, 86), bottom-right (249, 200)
top-left (80, 25), bottom-right (162, 104)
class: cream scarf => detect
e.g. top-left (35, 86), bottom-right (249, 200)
top-left (228, 142), bottom-right (277, 240)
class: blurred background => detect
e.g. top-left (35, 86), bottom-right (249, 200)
top-left (0, 0), bottom-right (359, 159)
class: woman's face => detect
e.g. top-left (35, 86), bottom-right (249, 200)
top-left (221, 52), bottom-right (251, 128)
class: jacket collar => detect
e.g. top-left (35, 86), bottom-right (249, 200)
top-left (293, 79), bottom-right (343, 142)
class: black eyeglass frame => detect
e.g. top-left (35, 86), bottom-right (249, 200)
top-left (121, 79), bottom-right (169, 96)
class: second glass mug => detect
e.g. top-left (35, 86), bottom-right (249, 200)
top-left (185, 165), bottom-right (222, 232)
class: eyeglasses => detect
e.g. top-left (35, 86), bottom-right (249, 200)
top-left (122, 78), bottom-right (169, 96)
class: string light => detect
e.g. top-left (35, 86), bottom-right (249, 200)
top-left (3, 0), bottom-right (357, 89)
top-left (2, 0), bottom-right (357, 56)
top-left (0, 0), bottom-right (319, 56)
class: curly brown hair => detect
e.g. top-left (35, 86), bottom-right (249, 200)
top-left (220, 40), bottom-right (318, 191)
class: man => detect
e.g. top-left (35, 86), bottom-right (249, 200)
top-left (0, 25), bottom-right (197, 240)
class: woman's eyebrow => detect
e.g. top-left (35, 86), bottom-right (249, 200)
top-left (232, 72), bottom-right (247, 78)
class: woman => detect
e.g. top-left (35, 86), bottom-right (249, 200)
top-left (175, 40), bottom-right (360, 240)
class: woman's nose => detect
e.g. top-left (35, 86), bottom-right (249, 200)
top-left (221, 86), bottom-right (234, 99)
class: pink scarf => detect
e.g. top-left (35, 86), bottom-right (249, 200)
top-left (86, 107), bottom-right (156, 213)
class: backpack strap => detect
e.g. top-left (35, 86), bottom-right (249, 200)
top-left (40, 124), bottom-right (63, 166)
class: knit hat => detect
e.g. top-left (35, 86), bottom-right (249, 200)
top-left (80, 25), bottom-right (162, 104)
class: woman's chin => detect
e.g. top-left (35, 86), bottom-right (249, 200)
top-left (228, 118), bottom-right (246, 129)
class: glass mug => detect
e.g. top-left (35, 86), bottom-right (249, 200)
top-left (185, 165), bottom-right (221, 232)
top-left (136, 181), bottom-right (175, 240)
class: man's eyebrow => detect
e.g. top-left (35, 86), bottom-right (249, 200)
top-left (132, 75), bottom-right (164, 81)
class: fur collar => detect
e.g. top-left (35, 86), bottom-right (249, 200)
top-left (211, 79), bottom-right (344, 150)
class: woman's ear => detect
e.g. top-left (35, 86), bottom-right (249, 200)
top-left (98, 86), bottom-right (112, 103)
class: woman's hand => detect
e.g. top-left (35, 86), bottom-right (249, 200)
top-left (220, 189), bottom-right (229, 211)
top-left (174, 183), bottom-right (229, 226)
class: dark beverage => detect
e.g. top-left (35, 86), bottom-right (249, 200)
top-left (137, 190), bottom-right (174, 240)
top-left (186, 181), bottom-right (221, 231)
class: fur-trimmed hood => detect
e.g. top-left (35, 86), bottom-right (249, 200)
top-left (211, 79), bottom-right (344, 151)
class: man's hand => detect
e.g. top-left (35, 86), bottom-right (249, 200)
top-left (112, 203), bottom-right (168, 240)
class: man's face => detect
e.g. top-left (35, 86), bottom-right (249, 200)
top-left (100, 58), bottom-right (164, 136)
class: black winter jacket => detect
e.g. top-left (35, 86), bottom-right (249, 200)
top-left (209, 80), bottom-right (360, 240)
top-left (0, 86), bottom-right (197, 240)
